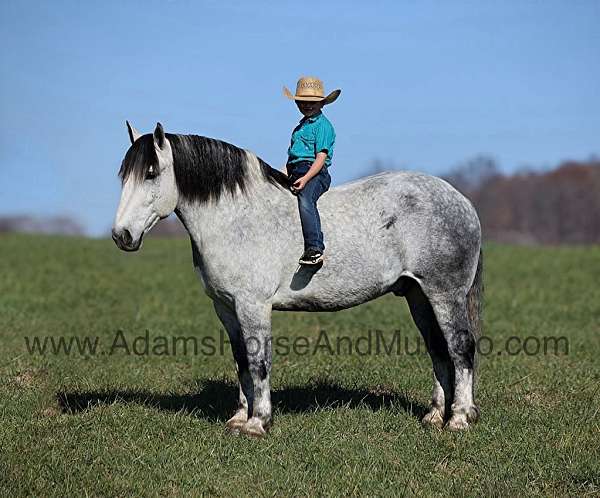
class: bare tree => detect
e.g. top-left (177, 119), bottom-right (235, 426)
top-left (443, 155), bottom-right (502, 195)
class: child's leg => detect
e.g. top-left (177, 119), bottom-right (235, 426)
top-left (296, 170), bottom-right (331, 251)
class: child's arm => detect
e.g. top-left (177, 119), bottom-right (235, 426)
top-left (292, 152), bottom-right (327, 191)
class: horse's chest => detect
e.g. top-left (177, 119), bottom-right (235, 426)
top-left (193, 263), bottom-right (234, 301)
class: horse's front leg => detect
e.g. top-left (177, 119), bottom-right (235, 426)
top-left (212, 301), bottom-right (249, 432)
top-left (214, 299), bottom-right (273, 437)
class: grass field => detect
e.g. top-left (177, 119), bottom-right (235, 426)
top-left (1, 233), bottom-right (599, 496)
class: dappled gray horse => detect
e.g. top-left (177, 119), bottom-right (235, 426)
top-left (113, 122), bottom-right (483, 437)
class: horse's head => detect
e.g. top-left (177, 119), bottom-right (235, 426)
top-left (112, 122), bottom-right (179, 251)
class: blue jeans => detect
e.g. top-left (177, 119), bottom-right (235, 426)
top-left (287, 161), bottom-right (331, 252)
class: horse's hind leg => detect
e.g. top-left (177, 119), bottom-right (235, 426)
top-left (405, 283), bottom-right (453, 429)
top-left (429, 294), bottom-right (480, 431)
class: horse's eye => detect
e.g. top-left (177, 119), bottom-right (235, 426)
top-left (146, 165), bottom-right (158, 180)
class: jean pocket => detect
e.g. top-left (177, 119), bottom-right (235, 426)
top-left (319, 170), bottom-right (331, 191)
top-left (317, 178), bottom-right (330, 194)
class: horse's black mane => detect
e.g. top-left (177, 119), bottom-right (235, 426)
top-left (118, 133), bottom-right (290, 203)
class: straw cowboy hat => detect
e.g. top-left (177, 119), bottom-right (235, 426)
top-left (283, 76), bottom-right (341, 105)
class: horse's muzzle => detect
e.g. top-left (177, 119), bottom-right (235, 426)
top-left (112, 228), bottom-right (142, 252)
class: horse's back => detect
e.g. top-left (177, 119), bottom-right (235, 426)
top-left (320, 170), bottom-right (480, 256)
top-left (272, 171), bottom-right (481, 311)
top-left (324, 170), bottom-right (475, 220)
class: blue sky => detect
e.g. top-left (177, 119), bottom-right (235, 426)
top-left (1, 0), bottom-right (598, 235)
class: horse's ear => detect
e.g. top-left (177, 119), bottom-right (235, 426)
top-left (153, 122), bottom-right (166, 149)
top-left (126, 120), bottom-right (142, 144)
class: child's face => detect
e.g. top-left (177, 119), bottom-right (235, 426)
top-left (296, 100), bottom-right (323, 117)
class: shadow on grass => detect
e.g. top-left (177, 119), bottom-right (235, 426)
top-left (57, 379), bottom-right (428, 423)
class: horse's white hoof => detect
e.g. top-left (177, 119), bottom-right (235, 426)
top-left (240, 417), bottom-right (267, 438)
top-left (225, 420), bottom-right (243, 435)
top-left (225, 410), bottom-right (247, 434)
top-left (422, 408), bottom-right (445, 429)
top-left (467, 405), bottom-right (480, 424)
top-left (446, 414), bottom-right (470, 431)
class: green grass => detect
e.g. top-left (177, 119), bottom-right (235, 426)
top-left (1, 233), bottom-right (599, 496)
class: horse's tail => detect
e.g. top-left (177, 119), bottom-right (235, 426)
top-left (467, 249), bottom-right (483, 392)
top-left (467, 248), bottom-right (483, 340)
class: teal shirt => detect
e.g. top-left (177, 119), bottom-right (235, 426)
top-left (287, 111), bottom-right (336, 168)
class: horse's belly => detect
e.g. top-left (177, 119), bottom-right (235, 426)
top-left (272, 284), bottom-right (385, 312)
top-left (271, 256), bottom-right (403, 312)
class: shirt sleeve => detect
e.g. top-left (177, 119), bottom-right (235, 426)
top-left (314, 120), bottom-right (335, 158)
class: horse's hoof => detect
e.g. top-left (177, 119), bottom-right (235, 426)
top-left (240, 417), bottom-right (267, 438)
top-left (446, 414), bottom-right (470, 431)
top-left (226, 414), bottom-right (247, 428)
top-left (225, 411), bottom-right (247, 434)
top-left (467, 405), bottom-right (480, 424)
top-left (422, 408), bottom-right (445, 429)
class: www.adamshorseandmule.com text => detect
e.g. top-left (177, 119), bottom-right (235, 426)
top-left (23, 329), bottom-right (569, 357)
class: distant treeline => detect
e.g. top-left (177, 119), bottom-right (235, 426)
top-left (442, 157), bottom-right (600, 244)
top-left (0, 215), bottom-right (84, 236)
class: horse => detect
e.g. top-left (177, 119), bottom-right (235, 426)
top-left (112, 122), bottom-right (483, 437)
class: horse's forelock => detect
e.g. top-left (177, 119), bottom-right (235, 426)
top-left (118, 134), bottom-right (158, 184)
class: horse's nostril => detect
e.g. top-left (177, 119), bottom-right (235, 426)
top-left (122, 229), bottom-right (133, 246)
top-left (112, 228), bottom-right (133, 248)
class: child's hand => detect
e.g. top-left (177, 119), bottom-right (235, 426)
top-left (292, 176), bottom-right (308, 192)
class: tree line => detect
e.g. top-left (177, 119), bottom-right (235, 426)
top-left (443, 157), bottom-right (600, 244)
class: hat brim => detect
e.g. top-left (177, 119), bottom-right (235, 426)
top-left (283, 86), bottom-right (341, 105)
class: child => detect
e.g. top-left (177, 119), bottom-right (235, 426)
top-left (283, 76), bottom-right (341, 265)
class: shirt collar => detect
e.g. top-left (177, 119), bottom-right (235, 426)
top-left (300, 111), bottom-right (322, 124)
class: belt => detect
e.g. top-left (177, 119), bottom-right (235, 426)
top-left (287, 161), bottom-right (328, 170)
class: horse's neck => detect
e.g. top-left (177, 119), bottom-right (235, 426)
top-left (175, 175), bottom-right (292, 254)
